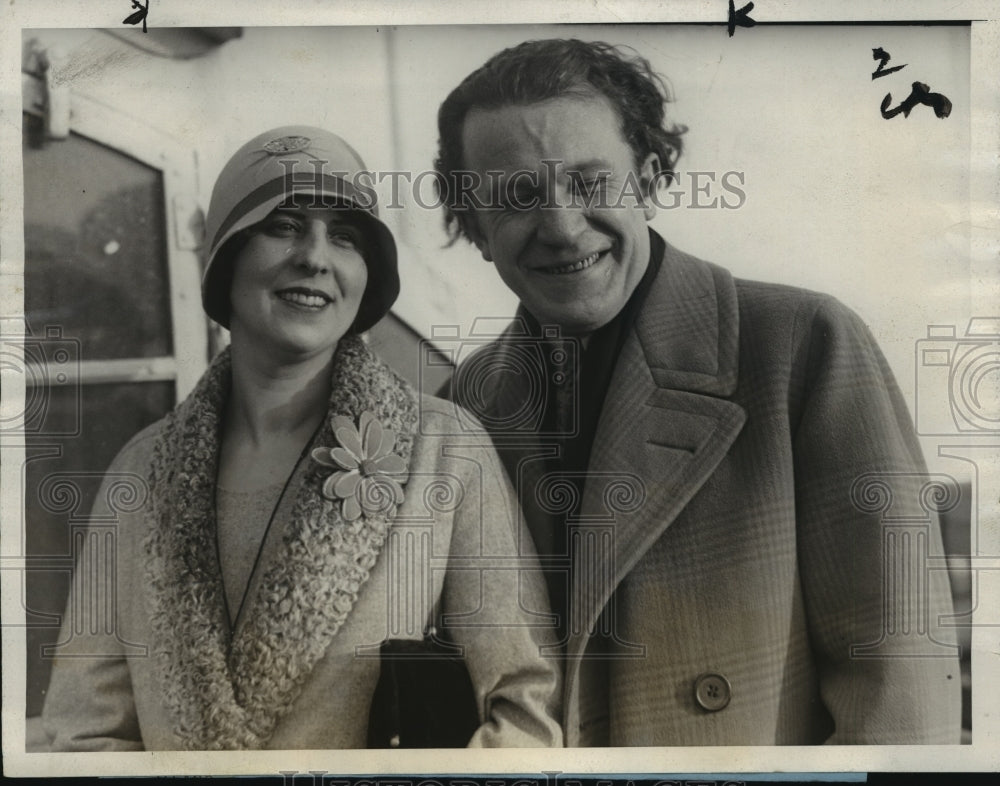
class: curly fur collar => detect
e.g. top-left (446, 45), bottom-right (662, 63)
top-left (142, 336), bottom-right (418, 749)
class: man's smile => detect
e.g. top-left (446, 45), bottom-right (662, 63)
top-left (536, 250), bottom-right (605, 275)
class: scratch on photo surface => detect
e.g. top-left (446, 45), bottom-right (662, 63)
top-left (49, 44), bottom-right (133, 87)
top-left (707, 55), bottom-right (723, 93)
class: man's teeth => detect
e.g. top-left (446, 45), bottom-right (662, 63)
top-left (278, 291), bottom-right (329, 307)
top-left (543, 252), bottom-right (601, 275)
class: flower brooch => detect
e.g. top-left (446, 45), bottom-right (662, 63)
top-left (312, 411), bottom-right (408, 522)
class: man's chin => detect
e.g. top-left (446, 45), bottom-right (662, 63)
top-left (532, 308), bottom-right (617, 336)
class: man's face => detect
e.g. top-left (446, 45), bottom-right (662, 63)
top-left (461, 91), bottom-right (658, 335)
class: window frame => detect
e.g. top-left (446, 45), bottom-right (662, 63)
top-left (22, 72), bottom-right (208, 399)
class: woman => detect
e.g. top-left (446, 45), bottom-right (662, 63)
top-left (41, 127), bottom-right (562, 750)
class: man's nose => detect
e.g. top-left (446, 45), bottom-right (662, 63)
top-left (294, 221), bottom-right (331, 273)
top-left (535, 192), bottom-right (587, 245)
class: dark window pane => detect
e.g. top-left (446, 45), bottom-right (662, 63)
top-left (24, 381), bottom-right (174, 717)
top-left (22, 114), bottom-right (173, 360)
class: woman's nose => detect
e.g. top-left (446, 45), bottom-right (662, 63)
top-left (294, 221), bottom-right (331, 273)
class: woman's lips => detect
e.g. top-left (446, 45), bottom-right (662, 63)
top-left (276, 287), bottom-right (333, 308)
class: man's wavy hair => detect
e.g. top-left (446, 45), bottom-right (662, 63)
top-left (434, 38), bottom-right (688, 245)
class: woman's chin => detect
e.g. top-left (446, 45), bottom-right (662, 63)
top-left (232, 324), bottom-right (347, 364)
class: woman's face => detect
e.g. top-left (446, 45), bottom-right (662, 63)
top-left (228, 201), bottom-right (369, 363)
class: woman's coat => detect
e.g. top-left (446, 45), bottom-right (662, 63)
top-left (42, 337), bottom-right (562, 750)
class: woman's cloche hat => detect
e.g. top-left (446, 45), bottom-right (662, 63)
top-left (201, 126), bottom-right (399, 333)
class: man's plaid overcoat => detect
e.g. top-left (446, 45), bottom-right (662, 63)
top-left (455, 235), bottom-right (962, 746)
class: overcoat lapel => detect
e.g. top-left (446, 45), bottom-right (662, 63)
top-left (471, 323), bottom-right (564, 562)
top-left (143, 336), bottom-right (418, 750)
top-left (564, 243), bottom-right (747, 665)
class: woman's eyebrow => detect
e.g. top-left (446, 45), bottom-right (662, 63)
top-left (271, 203), bottom-right (309, 215)
top-left (270, 203), bottom-right (365, 224)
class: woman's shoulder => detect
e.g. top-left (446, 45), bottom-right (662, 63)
top-left (414, 392), bottom-right (492, 439)
top-left (409, 393), bottom-right (512, 489)
top-left (104, 417), bottom-right (169, 475)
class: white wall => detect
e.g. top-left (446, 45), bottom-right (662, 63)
top-left (385, 24), bottom-right (971, 393)
top-left (386, 23), bottom-right (974, 479)
top-left (21, 24), bottom-right (974, 470)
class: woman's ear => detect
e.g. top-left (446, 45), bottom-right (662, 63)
top-left (638, 152), bottom-right (661, 222)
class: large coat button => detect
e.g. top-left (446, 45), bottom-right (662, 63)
top-left (694, 672), bottom-right (731, 711)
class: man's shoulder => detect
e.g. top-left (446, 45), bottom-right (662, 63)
top-left (649, 242), bottom-right (873, 365)
top-left (653, 240), bottom-right (854, 326)
top-left (657, 238), bottom-right (849, 318)
top-left (733, 277), bottom-right (845, 319)
top-left (730, 276), bottom-right (869, 346)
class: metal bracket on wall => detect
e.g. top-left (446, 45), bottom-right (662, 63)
top-left (22, 39), bottom-right (70, 141)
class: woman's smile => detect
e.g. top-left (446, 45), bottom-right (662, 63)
top-left (275, 286), bottom-right (334, 309)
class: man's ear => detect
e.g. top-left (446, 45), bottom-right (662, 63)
top-left (464, 214), bottom-right (493, 262)
top-left (638, 152), bottom-right (661, 221)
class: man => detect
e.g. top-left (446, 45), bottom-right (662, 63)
top-left (434, 38), bottom-right (961, 745)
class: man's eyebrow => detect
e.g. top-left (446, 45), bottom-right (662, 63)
top-left (567, 159), bottom-right (615, 173)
